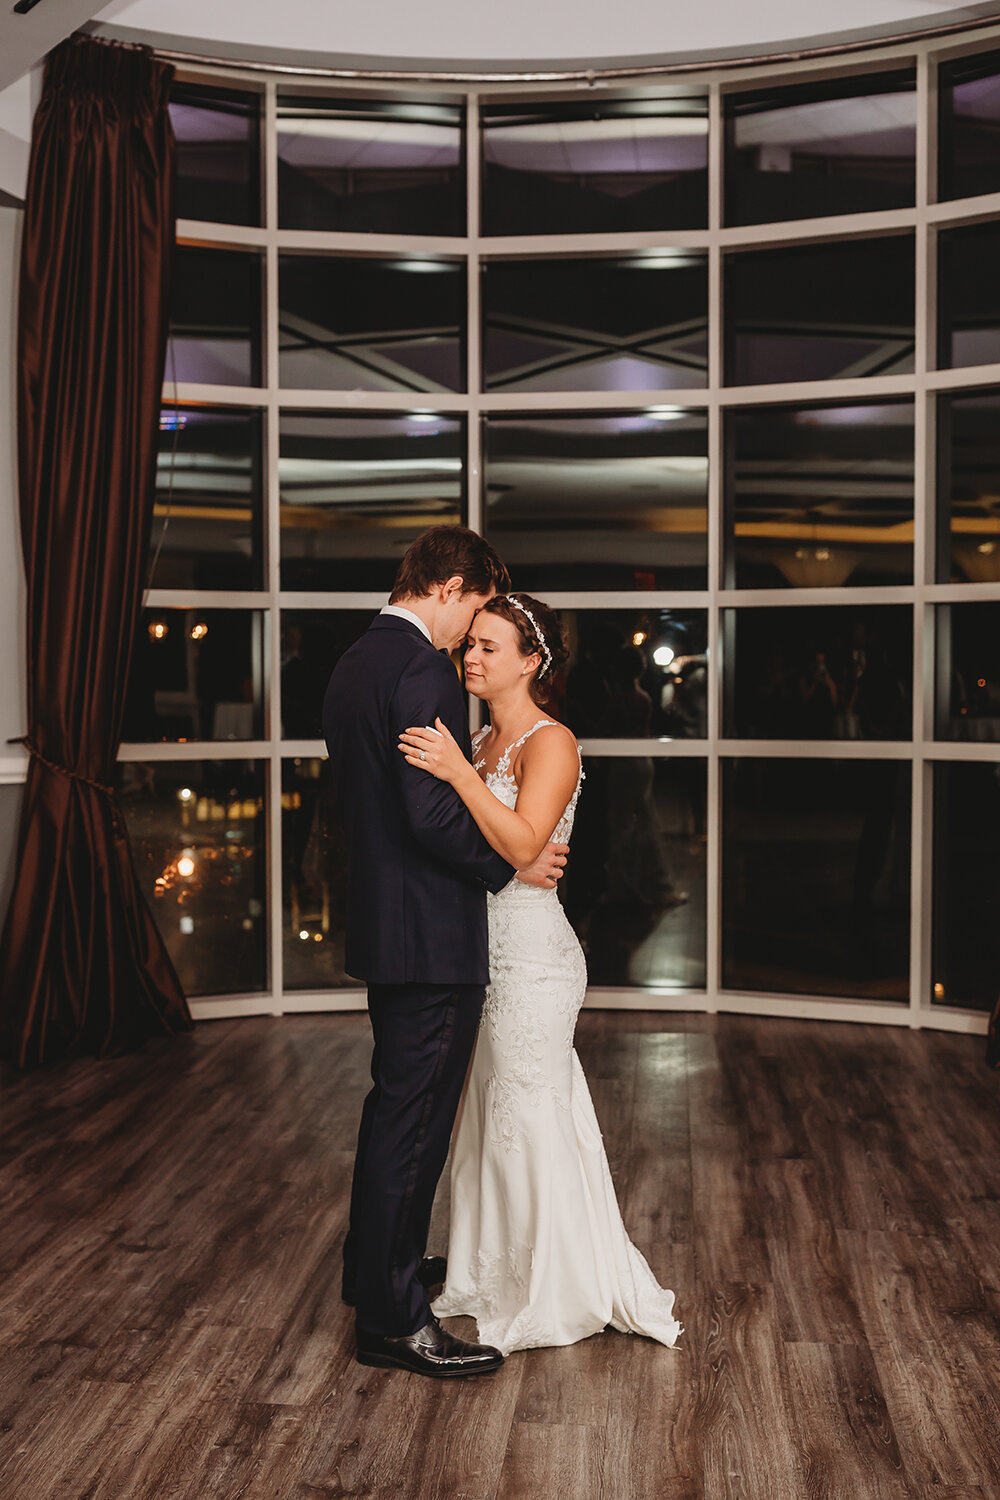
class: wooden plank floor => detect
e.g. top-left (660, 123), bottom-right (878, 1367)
top-left (2, 1012), bottom-right (999, 1500)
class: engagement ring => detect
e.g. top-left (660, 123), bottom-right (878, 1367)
top-left (420, 749), bottom-right (427, 761)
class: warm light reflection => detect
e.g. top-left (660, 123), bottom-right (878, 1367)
top-left (653, 644), bottom-right (676, 668)
top-left (148, 621), bottom-right (168, 642)
top-left (633, 631), bottom-right (647, 646)
top-left (177, 854), bottom-right (196, 878)
top-left (190, 622), bottom-right (209, 640)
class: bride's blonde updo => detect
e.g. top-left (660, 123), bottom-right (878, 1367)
top-left (480, 593), bottom-right (568, 706)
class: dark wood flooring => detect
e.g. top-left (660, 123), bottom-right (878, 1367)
top-left (2, 1012), bottom-right (999, 1499)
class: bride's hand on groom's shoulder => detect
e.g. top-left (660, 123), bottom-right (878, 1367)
top-left (398, 718), bottom-right (471, 788)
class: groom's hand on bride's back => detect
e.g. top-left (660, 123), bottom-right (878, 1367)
top-left (515, 841), bottom-right (569, 888)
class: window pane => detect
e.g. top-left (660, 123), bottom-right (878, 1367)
top-left (937, 388), bottom-right (1000, 583)
top-left (724, 605), bottom-right (912, 739)
top-left (169, 84), bottom-right (260, 226)
top-left (278, 255), bottom-right (465, 392)
top-left (932, 762), bottom-right (1000, 1011)
top-left (277, 96), bottom-right (464, 234)
top-left (481, 99), bottom-right (708, 235)
top-left (279, 411), bottom-right (464, 591)
top-left (483, 410), bottom-right (707, 591)
top-left (483, 254), bottom-right (707, 393)
top-left (939, 48), bottom-right (1000, 203)
top-left (167, 247), bottom-right (263, 387)
top-left (938, 221), bottom-right (1000, 370)
top-left (550, 609), bottom-right (708, 740)
top-left (725, 70), bottom-right (915, 226)
top-left (123, 610), bottom-right (266, 743)
top-left (116, 759), bottom-right (266, 997)
top-left (280, 611), bottom-right (375, 739)
top-left (283, 757), bottom-right (353, 990)
top-left (722, 757), bottom-right (911, 999)
top-left (725, 236), bottom-right (915, 386)
top-left (935, 602), bottom-right (1000, 742)
top-left (152, 407), bottom-right (263, 590)
top-left (725, 400), bottom-right (914, 587)
top-left (563, 757), bottom-right (706, 990)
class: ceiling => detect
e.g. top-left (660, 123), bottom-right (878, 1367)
top-left (0, 0), bottom-right (997, 95)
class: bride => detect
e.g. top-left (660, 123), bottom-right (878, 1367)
top-left (397, 592), bottom-right (681, 1357)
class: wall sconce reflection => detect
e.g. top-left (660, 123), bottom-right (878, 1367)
top-left (190, 622), bottom-right (209, 641)
top-left (148, 620), bottom-right (169, 642)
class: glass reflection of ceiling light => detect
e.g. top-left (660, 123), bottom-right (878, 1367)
top-left (646, 407), bottom-right (685, 421)
top-left (178, 787), bottom-right (194, 802)
top-left (177, 853), bottom-right (196, 878)
top-left (633, 631), bottom-right (647, 646)
top-left (159, 410), bottom-right (188, 431)
top-left (933, 982), bottom-right (945, 998)
top-left (653, 644), bottom-right (676, 668)
top-left (394, 260), bottom-right (455, 274)
top-left (410, 412), bottom-right (439, 422)
top-left (179, 916), bottom-right (194, 935)
top-left (148, 620), bottom-right (168, 642)
top-left (978, 541), bottom-right (996, 555)
top-left (298, 929), bottom-right (310, 941)
top-left (190, 622), bottom-right (209, 641)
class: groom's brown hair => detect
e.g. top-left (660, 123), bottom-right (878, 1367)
top-left (389, 525), bottom-right (510, 602)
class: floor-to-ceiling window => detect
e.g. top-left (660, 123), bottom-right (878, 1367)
top-left (117, 34), bottom-right (1000, 1032)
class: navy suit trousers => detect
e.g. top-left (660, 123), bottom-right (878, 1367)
top-left (344, 980), bottom-right (485, 1337)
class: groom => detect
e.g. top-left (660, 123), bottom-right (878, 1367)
top-left (323, 526), bottom-right (567, 1378)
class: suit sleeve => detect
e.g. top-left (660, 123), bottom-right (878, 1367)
top-left (390, 650), bottom-right (515, 895)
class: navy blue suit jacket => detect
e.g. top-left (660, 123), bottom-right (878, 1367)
top-left (323, 613), bottom-right (515, 985)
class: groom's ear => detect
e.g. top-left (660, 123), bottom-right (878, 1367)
top-left (440, 574), bottom-right (465, 601)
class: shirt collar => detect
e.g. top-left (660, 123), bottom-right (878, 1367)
top-left (380, 604), bottom-right (433, 645)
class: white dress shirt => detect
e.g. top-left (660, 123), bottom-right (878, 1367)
top-left (380, 604), bottom-right (433, 644)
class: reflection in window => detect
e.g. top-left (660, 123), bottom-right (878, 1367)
top-left (481, 99), bottom-right (708, 235)
top-left (725, 70), bottom-right (915, 226)
top-left (151, 407), bottom-right (263, 590)
top-left (116, 759), bottom-right (266, 997)
top-left (536, 609), bottom-right (708, 741)
top-left (939, 48), bottom-right (1000, 202)
top-left (278, 255), bottom-right (465, 392)
top-left (483, 410), bottom-right (707, 591)
top-left (725, 236), bottom-right (914, 386)
top-left (937, 388), bottom-right (1000, 583)
top-left (279, 412), bottom-right (464, 591)
top-left (167, 247), bottom-right (263, 387)
top-left (935, 602), bottom-right (1000, 742)
top-left (725, 400), bottom-right (914, 587)
top-left (932, 762), bottom-right (1000, 1011)
top-left (562, 757), bottom-right (706, 990)
top-left (482, 254), bottom-right (707, 393)
top-left (723, 605), bottom-right (912, 740)
top-left (282, 757), bottom-right (353, 989)
top-left (280, 611), bottom-right (376, 739)
top-left (169, 83), bottom-right (260, 226)
top-left (722, 758), bottom-right (910, 999)
top-left (938, 221), bottom-right (1000, 370)
top-left (277, 96), bottom-right (464, 235)
top-left (123, 610), bottom-right (265, 743)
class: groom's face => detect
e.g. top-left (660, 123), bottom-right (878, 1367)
top-left (438, 584), bottom-right (495, 653)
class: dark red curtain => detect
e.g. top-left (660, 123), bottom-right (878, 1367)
top-left (0, 35), bottom-right (192, 1067)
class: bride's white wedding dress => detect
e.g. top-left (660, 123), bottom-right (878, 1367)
top-left (433, 719), bottom-right (681, 1356)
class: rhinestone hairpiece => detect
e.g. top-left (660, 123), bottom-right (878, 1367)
top-left (506, 594), bottom-right (553, 679)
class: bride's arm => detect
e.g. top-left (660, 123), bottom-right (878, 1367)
top-left (398, 718), bottom-right (579, 868)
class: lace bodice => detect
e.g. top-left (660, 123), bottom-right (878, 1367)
top-left (472, 718), bottom-right (584, 848)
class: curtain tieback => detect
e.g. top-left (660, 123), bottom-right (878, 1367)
top-left (8, 735), bottom-right (120, 809)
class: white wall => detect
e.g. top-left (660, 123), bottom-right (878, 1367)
top-left (0, 206), bottom-right (27, 783)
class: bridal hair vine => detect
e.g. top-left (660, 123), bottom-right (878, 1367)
top-left (506, 595), bottom-right (553, 678)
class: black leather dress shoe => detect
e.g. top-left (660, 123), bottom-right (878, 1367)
top-left (341, 1254), bottom-right (447, 1308)
top-left (356, 1316), bottom-right (503, 1379)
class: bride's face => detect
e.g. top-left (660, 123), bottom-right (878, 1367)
top-left (464, 612), bottom-right (539, 700)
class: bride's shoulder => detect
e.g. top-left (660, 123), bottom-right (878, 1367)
top-left (519, 718), bottom-right (580, 767)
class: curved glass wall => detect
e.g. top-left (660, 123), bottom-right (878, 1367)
top-left (117, 30), bottom-right (1000, 1031)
